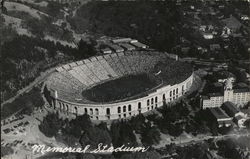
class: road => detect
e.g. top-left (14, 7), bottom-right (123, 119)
top-left (156, 131), bottom-right (250, 150)
top-left (1, 68), bottom-right (55, 108)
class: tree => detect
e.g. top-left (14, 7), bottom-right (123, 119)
top-left (211, 122), bottom-right (218, 136)
top-left (97, 122), bottom-right (109, 131)
top-left (39, 112), bottom-right (63, 137)
top-left (67, 114), bottom-right (92, 138)
top-left (77, 39), bottom-right (96, 59)
top-left (1, 146), bottom-right (14, 158)
top-left (23, 17), bottom-right (45, 38)
top-left (80, 126), bottom-right (112, 148)
top-left (141, 125), bottom-right (161, 145)
top-left (168, 123), bottom-right (183, 137)
top-left (110, 121), bottom-right (137, 147)
top-left (130, 114), bottom-right (145, 133)
top-left (244, 119), bottom-right (250, 130)
top-left (46, 2), bottom-right (64, 18)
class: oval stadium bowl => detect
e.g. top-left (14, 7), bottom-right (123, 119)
top-left (45, 51), bottom-right (193, 121)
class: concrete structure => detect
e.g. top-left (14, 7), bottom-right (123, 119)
top-left (45, 52), bottom-right (193, 121)
top-left (49, 74), bottom-right (193, 121)
top-left (201, 78), bottom-right (250, 109)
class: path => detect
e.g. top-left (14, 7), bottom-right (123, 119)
top-left (154, 131), bottom-right (250, 150)
top-left (1, 68), bottom-right (55, 108)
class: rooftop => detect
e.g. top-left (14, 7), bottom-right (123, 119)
top-left (202, 95), bottom-right (209, 100)
top-left (107, 43), bottom-right (124, 51)
top-left (234, 88), bottom-right (250, 93)
top-left (208, 92), bottom-right (223, 97)
top-left (222, 15), bottom-right (242, 30)
top-left (210, 44), bottom-right (221, 50)
top-left (209, 107), bottom-right (230, 119)
top-left (130, 42), bottom-right (147, 48)
top-left (112, 38), bottom-right (132, 43)
top-left (235, 115), bottom-right (244, 121)
top-left (119, 43), bottom-right (136, 50)
top-left (221, 101), bottom-right (240, 117)
top-left (101, 48), bottom-right (112, 53)
top-left (236, 82), bottom-right (249, 88)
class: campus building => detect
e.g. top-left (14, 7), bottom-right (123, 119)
top-left (208, 107), bottom-right (233, 127)
top-left (201, 78), bottom-right (250, 109)
top-left (221, 102), bottom-right (247, 128)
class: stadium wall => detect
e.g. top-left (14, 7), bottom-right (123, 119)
top-left (49, 73), bottom-right (194, 121)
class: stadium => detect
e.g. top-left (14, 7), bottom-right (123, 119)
top-left (44, 51), bottom-right (194, 121)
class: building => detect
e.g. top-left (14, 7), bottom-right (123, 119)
top-left (221, 26), bottom-right (231, 38)
top-left (209, 107), bottom-right (233, 127)
top-left (45, 52), bottom-right (194, 121)
top-left (246, 73), bottom-right (250, 82)
top-left (48, 73), bottom-right (193, 121)
top-left (222, 15), bottom-right (242, 32)
top-left (101, 48), bottom-right (112, 54)
top-left (221, 102), bottom-right (245, 117)
top-left (201, 78), bottom-right (250, 109)
top-left (181, 47), bottom-right (190, 54)
top-left (234, 115), bottom-right (247, 128)
top-left (221, 102), bottom-right (247, 128)
top-left (199, 25), bottom-right (206, 32)
top-left (241, 15), bottom-right (249, 21)
top-left (165, 52), bottom-right (179, 61)
top-left (112, 38), bottom-right (132, 43)
top-left (202, 93), bottom-right (224, 108)
top-left (107, 44), bottom-right (124, 53)
top-left (130, 39), bottom-right (138, 43)
top-left (130, 41), bottom-right (147, 49)
top-left (203, 33), bottom-right (214, 39)
top-left (218, 77), bottom-right (235, 83)
top-left (119, 43), bottom-right (136, 51)
top-left (210, 44), bottom-right (221, 51)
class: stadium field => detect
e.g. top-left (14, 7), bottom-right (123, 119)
top-left (82, 74), bottom-right (159, 102)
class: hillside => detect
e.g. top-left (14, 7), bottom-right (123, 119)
top-left (68, 1), bottom-right (183, 52)
top-left (0, 0), bottom-right (99, 103)
top-left (1, 0), bottom-right (249, 106)
top-left (1, 0), bottom-right (81, 46)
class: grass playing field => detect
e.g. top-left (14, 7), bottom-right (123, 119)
top-left (82, 73), bottom-right (159, 102)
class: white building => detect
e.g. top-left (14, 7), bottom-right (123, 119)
top-left (201, 78), bottom-right (250, 109)
top-left (234, 115), bottom-right (246, 128)
top-left (203, 33), bottom-right (214, 39)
